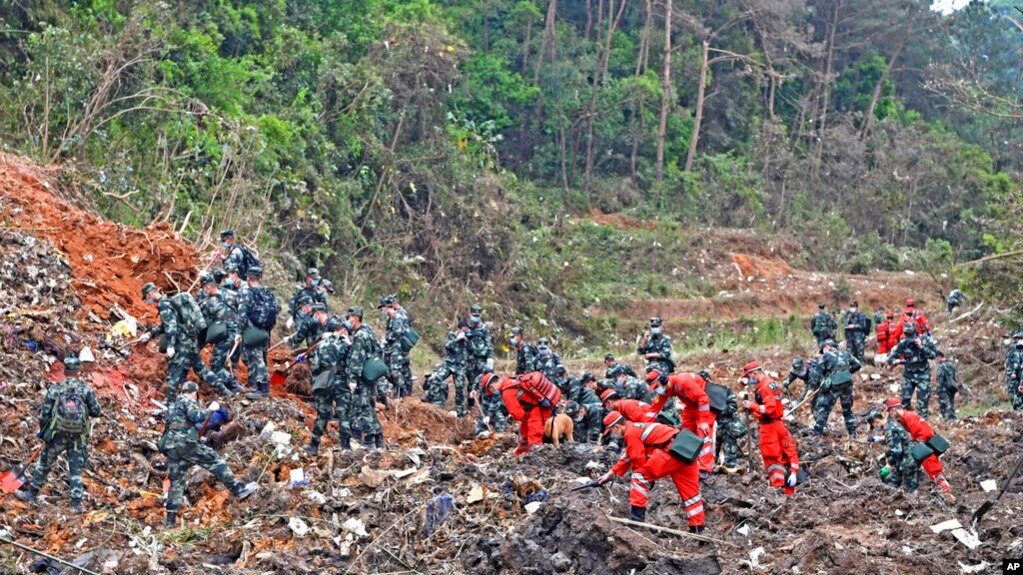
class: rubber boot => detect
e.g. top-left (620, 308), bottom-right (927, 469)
top-left (165, 512), bottom-right (177, 528)
top-left (70, 499), bottom-right (84, 514)
top-left (689, 525), bottom-right (708, 546)
top-left (629, 506), bottom-right (646, 522)
top-left (14, 487), bottom-right (38, 503)
top-left (339, 436), bottom-right (352, 450)
top-left (233, 483), bottom-right (259, 500)
top-left (375, 434), bottom-right (385, 449)
top-left (245, 390), bottom-right (268, 399)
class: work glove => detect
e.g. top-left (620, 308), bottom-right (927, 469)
top-left (286, 317), bottom-right (295, 330)
top-left (739, 391), bottom-right (749, 401)
top-left (697, 422), bottom-right (712, 435)
top-left (486, 358), bottom-right (494, 369)
top-left (879, 465), bottom-right (892, 479)
top-left (349, 381), bottom-right (357, 393)
top-left (296, 354), bottom-right (307, 363)
top-left (868, 435), bottom-right (882, 443)
top-left (139, 333), bottom-right (151, 344)
top-left (234, 334), bottom-right (242, 344)
top-left (208, 401), bottom-right (220, 412)
top-left (539, 398), bottom-right (552, 409)
top-left (166, 346), bottom-right (175, 359)
top-left (786, 472), bottom-right (798, 487)
top-left (456, 331), bottom-right (466, 340)
top-left (483, 416), bottom-right (491, 425)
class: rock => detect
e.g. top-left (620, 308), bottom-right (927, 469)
top-left (550, 552), bottom-right (572, 572)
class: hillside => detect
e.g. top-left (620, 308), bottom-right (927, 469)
top-left (0, 155), bottom-right (1019, 575)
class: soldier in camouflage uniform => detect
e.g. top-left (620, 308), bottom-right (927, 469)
top-left (611, 365), bottom-right (651, 401)
top-left (466, 304), bottom-right (494, 392)
top-left (1006, 336), bottom-right (1023, 410)
top-left (945, 288), bottom-right (966, 318)
top-left (563, 400), bottom-right (602, 443)
top-left (288, 268), bottom-right (326, 323)
top-left (287, 296), bottom-right (318, 348)
top-left (199, 275), bottom-right (244, 394)
top-left (713, 382), bottom-right (745, 470)
top-left (140, 283), bottom-right (227, 402)
top-left (782, 357), bottom-right (810, 398)
top-left (550, 365), bottom-right (575, 397)
top-left (427, 322), bottom-right (472, 416)
top-left (935, 352), bottom-right (959, 421)
top-left (637, 317), bottom-right (674, 375)
top-left (238, 267), bottom-right (279, 399)
top-left (160, 382), bottom-right (257, 527)
top-left (510, 327), bottom-right (538, 375)
top-left (220, 268), bottom-right (244, 372)
top-left (810, 303), bottom-right (837, 346)
top-left (470, 367), bottom-right (508, 435)
top-left (841, 301), bottom-right (871, 363)
top-left (534, 337), bottom-right (563, 379)
top-left (867, 410), bottom-right (918, 492)
top-left (813, 339), bottom-right (862, 437)
top-left (302, 324), bottom-right (352, 454)
top-left (887, 322), bottom-right (939, 419)
top-left (345, 306), bottom-right (386, 448)
top-left (380, 294), bottom-right (413, 399)
top-left (873, 307), bottom-right (886, 329)
top-left (603, 353), bottom-right (637, 380)
top-left (15, 357), bottom-right (101, 513)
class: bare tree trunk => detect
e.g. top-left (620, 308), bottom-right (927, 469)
top-left (684, 40), bottom-right (709, 173)
top-left (533, 0), bottom-right (558, 85)
top-left (859, 41), bottom-right (904, 141)
top-left (630, 0), bottom-right (653, 178)
top-left (585, 0), bottom-right (594, 41)
top-left (482, 1), bottom-right (491, 51)
top-left (584, 0), bottom-right (626, 190)
top-left (814, 0), bottom-right (839, 170)
top-left (521, 10), bottom-right (534, 77)
top-left (655, 0), bottom-right (673, 184)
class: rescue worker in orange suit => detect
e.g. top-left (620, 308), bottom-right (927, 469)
top-left (596, 412), bottom-right (705, 535)
top-left (884, 398), bottom-right (954, 502)
top-left (876, 311), bottom-right (896, 356)
top-left (741, 361), bottom-right (800, 495)
top-left (500, 376), bottom-right (554, 456)
top-left (645, 367), bottom-right (715, 479)
top-left (892, 299), bottom-right (932, 341)
top-left (600, 389), bottom-right (656, 423)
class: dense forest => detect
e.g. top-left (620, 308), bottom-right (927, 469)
top-left (1, 0), bottom-right (1022, 323)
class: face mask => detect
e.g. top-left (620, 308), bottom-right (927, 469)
top-left (539, 348), bottom-right (550, 356)
top-left (225, 278), bottom-right (235, 287)
top-left (471, 315), bottom-right (481, 324)
top-left (574, 415), bottom-right (584, 423)
top-left (343, 320), bottom-right (354, 332)
top-left (650, 327), bottom-right (661, 335)
top-left (510, 336), bottom-right (519, 345)
top-left (146, 297), bottom-right (155, 305)
top-left (221, 242), bottom-right (230, 250)
top-left (656, 387), bottom-right (666, 396)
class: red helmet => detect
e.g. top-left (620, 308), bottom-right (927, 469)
top-left (600, 389), bottom-right (619, 403)
top-left (602, 411), bottom-right (625, 434)
top-left (884, 398), bottom-right (902, 410)
top-left (905, 299), bottom-right (915, 307)
top-left (742, 361), bottom-right (761, 373)
top-left (644, 368), bottom-right (662, 383)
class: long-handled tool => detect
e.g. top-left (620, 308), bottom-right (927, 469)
top-left (571, 480), bottom-right (602, 492)
top-left (269, 341), bottom-right (324, 387)
top-left (225, 337), bottom-right (241, 377)
top-left (972, 452), bottom-right (1023, 529)
top-left (784, 388), bottom-right (821, 419)
top-left (0, 536), bottom-right (101, 575)
top-left (0, 445), bottom-right (42, 494)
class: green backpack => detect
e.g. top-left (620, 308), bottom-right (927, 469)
top-left (49, 382), bottom-right (89, 437)
top-left (830, 352), bottom-right (853, 388)
top-left (171, 293), bottom-right (207, 336)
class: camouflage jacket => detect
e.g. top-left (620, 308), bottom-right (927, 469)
top-left (385, 308), bottom-right (411, 344)
top-left (311, 332), bottom-right (350, 386)
top-left (41, 378), bottom-right (101, 440)
top-left (637, 333), bottom-right (673, 367)
top-left (820, 349), bottom-right (862, 380)
top-left (604, 362), bottom-right (637, 380)
top-left (150, 297), bottom-right (182, 347)
top-left (811, 311), bottom-right (837, 337)
top-left (288, 285), bottom-right (327, 318)
top-left (443, 331), bottom-right (471, 370)
top-left (1006, 347), bottom-right (1023, 379)
top-left (573, 384), bottom-right (602, 407)
top-left (936, 361), bottom-right (957, 391)
top-left (883, 418), bottom-right (913, 467)
top-left (237, 284), bottom-right (279, 333)
top-left (293, 313), bottom-right (324, 349)
top-left (467, 324), bottom-right (493, 360)
top-left (842, 311), bottom-right (871, 336)
top-left (515, 343), bottom-right (539, 375)
top-left (346, 324), bottom-right (381, 384)
top-left (535, 350), bottom-right (563, 378)
top-left (888, 337), bottom-right (938, 371)
top-left (220, 286), bottom-right (241, 313)
top-left (200, 292), bottom-right (238, 337)
top-left (163, 396), bottom-right (210, 448)
top-left (620, 376), bottom-right (648, 401)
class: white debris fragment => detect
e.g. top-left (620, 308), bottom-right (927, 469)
top-left (950, 528), bottom-right (981, 550)
top-left (749, 547), bottom-right (766, 568)
top-left (737, 524), bottom-right (750, 537)
top-left (931, 519), bottom-right (962, 534)
top-left (288, 517), bottom-right (309, 537)
top-left (524, 501), bottom-right (543, 515)
top-left (980, 480), bottom-right (997, 493)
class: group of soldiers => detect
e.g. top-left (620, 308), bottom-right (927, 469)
top-left (13, 233), bottom-right (969, 528)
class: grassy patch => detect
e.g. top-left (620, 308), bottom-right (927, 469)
top-left (160, 525), bottom-right (214, 546)
top-left (675, 315), bottom-right (814, 355)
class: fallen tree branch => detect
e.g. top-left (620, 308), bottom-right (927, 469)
top-left (959, 250), bottom-right (1023, 267)
top-left (0, 536), bottom-right (102, 575)
top-left (607, 516), bottom-right (727, 545)
top-left (950, 303), bottom-right (984, 323)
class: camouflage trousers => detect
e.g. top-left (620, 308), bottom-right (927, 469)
top-left (242, 343), bottom-right (269, 393)
top-left (426, 364), bottom-right (468, 417)
top-left (210, 336), bottom-right (240, 390)
top-left (167, 343), bottom-right (223, 402)
top-left (716, 416), bottom-right (746, 468)
top-left (352, 379), bottom-right (383, 439)
top-left (165, 443), bottom-right (240, 514)
top-left (474, 392), bottom-right (509, 434)
top-left (29, 433), bottom-right (88, 501)
top-left (1008, 377), bottom-right (1023, 410)
top-left (882, 455), bottom-right (920, 492)
top-left (937, 384), bottom-right (957, 421)
top-left (310, 386), bottom-right (355, 445)
top-left (813, 384), bottom-right (856, 435)
top-left (384, 343), bottom-right (413, 398)
top-left (847, 334), bottom-right (867, 363)
top-left (901, 368), bottom-right (931, 419)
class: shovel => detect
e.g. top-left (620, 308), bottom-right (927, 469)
top-left (269, 340), bottom-right (324, 387)
top-left (972, 452), bottom-right (1023, 529)
top-left (1, 445), bottom-right (42, 494)
top-left (571, 480), bottom-right (603, 492)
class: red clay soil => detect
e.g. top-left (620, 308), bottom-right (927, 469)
top-left (0, 154), bottom-right (199, 324)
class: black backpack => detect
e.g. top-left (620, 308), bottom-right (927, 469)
top-left (236, 245), bottom-right (262, 279)
top-left (247, 286), bottom-right (280, 330)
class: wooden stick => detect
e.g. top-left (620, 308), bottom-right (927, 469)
top-left (607, 516), bottom-right (726, 545)
top-left (0, 537), bottom-right (102, 575)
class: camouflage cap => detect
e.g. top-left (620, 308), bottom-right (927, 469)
top-left (297, 295), bottom-right (313, 307)
top-left (650, 316), bottom-right (663, 327)
top-left (457, 320), bottom-right (470, 329)
top-left (470, 304), bottom-right (482, 313)
top-left (307, 267), bottom-right (320, 278)
top-left (564, 401), bottom-right (581, 415)
top-left (482, 364), bottom-right (494, 374)
top-left (792, 357), bottom-right (805, 370)
top-left (904, 322), bottom-right (917, 334)
top-left (199, 272), bottom-right (217, 286)
top-left (211, 268), bottom-right (226, 283)
top-left (552, 364), bottom-right (567, 376)
top-left (219, 229), bottom-right (235, 239)
top-left (377, 295), bottom-right (394, 308)
top-left (345, 306), bottom-right (364, 319)
top-left (246, 266), bottom-right (263, 278)
top-left (866, 410), bottom-right (882, 422)
top-left (603, 353), bottom-right (615, 362)
top-left (63, 357), bottom-right (82, 372)
top-left (141, 282), bottom-right (158, 298)
top-left (311, 302), bottom-right (327, 313)
top-left (580, 372), bottom-right (596, 383)
top-left (511, 326), bottom-right (524, 335)
top-left (181, 382), bottom-right (199, 394)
